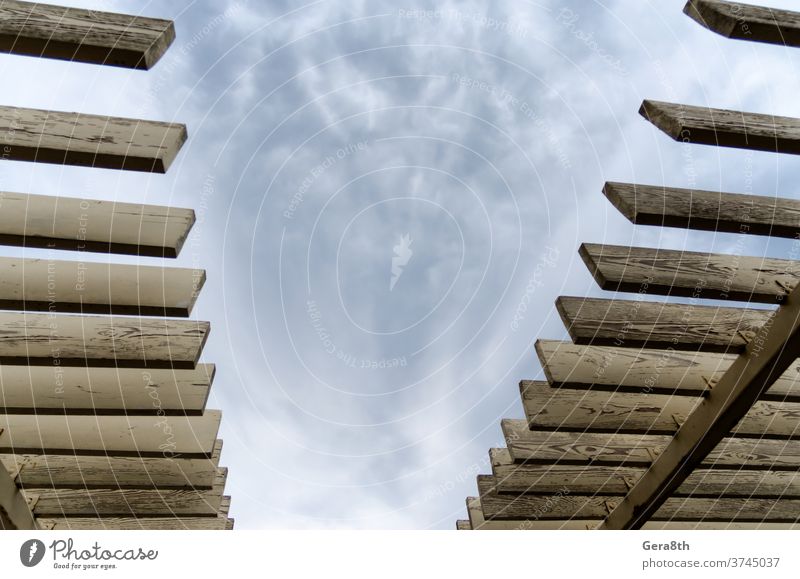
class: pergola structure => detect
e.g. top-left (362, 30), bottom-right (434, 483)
top-left (459, 0), bottom-right (800, 531)
top-left (0, 1), bottom-right (232, 530)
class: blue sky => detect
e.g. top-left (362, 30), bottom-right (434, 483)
top-left (2, 0), bottom-right (800, 529)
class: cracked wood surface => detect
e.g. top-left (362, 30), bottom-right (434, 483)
top-left (685, 0), bottom-right (800, 47)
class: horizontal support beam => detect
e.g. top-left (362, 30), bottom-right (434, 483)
top-left (0, 365), bottom-right (214, 416)
top-left (535, 340), bottom-right (800, 401)
top-left (603, 182), bottom-right (800, 239)
top-left (0, 312), bottom-right (209, 368)
top-left (0, 105), bottom-right (186, 173)
top-left (0, 411), bottom-right (221, 456)
top-left (0, 191), bottom-right (195, 257)
top-left (0, 257), bottom-right (204, 316)
top-left (580, 243), bottom-right (798, 303)
top-left (38, 516), bottom-right (233, 530)
top-left (556, 296), bottom-right (772, 353)
top-left (1, 440), bottom-right (221, 488)
top-left (641, 100), bottom-right (800, 155)
top-left (0, 0), bottom-right (174, 69)
top-left (685, 0), bottom-right (800, 47)
top-left (502, 419), bottom-right (800, 468)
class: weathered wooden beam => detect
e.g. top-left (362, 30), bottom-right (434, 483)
top-left (1, 460), bottom-right (37, 529)
top-left (685, 0), bottom-right (800, 47)
top-left (0, 257), bottom-right (204, 316)
top-left (580, 243), bottom-right (798, 304)
top-left (601, 283), bottom-right (800, 529)
top-left (0, 365), bottom-right (214, 416)
top-left (603, 182), bottom-right (800, 239)
top-left (641, 100), bottom-right (800, 155)
top-left (535, 340), bottom-right (800, 401)
top-left (0, 312), bottom-right (208, 368)
top-left (490, 448), bottom-right (800, 498)
top-left (38, 516), bottom-right (232, 530)
top-left (1, 440), bottom-right (222, 488)
top-left (520, 381), bottom-right (800, 437)
top-left (456, 519), bottom-right (471, 530)
top-left (0, 191), bottom-right (195, 257)
top-left (0, 105), bottom-right (187, 173)
top-left (502, 419), bottom-right (800, 469)
top-left (0, 411), bottom-right (221, 456)
top-left (0, 0), bottom-right (174, 69)
top-left (556, 296), bottom-right (772, 353)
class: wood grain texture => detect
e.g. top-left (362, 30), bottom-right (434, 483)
top-left (0, 257), bottom-right (204, 316)
top-left (685, 0), bottom-right (800, 47)
top-left (1, 440), bottom-right (222, 488)
top-left (535, 340), bottom-right (800, 401)
top-left (0, 191), bottom-right (195, 257)
top-left (580, 243), bottom-right (798, 303)
top-left (0, 105), bottom-right (186, 173)
top-left (38, 516), bottom-right (232, 530)
top-left (0, 0), bottom-right (174, 69)
top-left (520, 381), bottom-right (800, 437)
top-left (502, 419), bottom-right (800, 469)
top-left (641, 99), bottom-right (800, 155)
top-left (0, 365), bottom-right (214, 415)
top-left (603, 182), bottom-right (800, 239)
top-left (0, 312), bottom-right (208, 368)
top-left (0, 411), bottom-right (221, 456)
top-left (556, 296), bottom-right (772, 353)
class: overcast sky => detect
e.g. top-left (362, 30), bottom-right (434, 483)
top-left (2, 0), bottom-right (800, 529)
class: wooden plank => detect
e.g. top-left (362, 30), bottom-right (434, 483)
top-left (490, 448), bottom-right (800, 498)
top-left (464, 517), bottom-right (800, 530)
top-left (521, 381), bottom-right (800, 438)
top-left (0, 365), bottom-right (214, 416)
top-left (580, 243), bottom-right (798, 304)
top-left (0, 0), bottom-right (174, 69)
top-left (641, 100), bottom-right (800, 156)
top-left (603, 182), bottom-right (800, 239)
top-left (0, 105), bottom-right (187, 173)
top-left (556, 296), bottom-right (772, 353)
top-left (684, 0), bottom-right (800, 47)
top-left (0, 257), bottom-right (204, 316)
top-left (38, 516), bottom-right (232, 530)
top-left (456, 519), bottom-right (471, 531)
top-left (0, 411), bottom-right (221, 457)
top-left (502, 419), bottom-right (800, 469)
top-left (535, 340), bottom-right (800, 401)
top-left (0, 312), bottom-right (208, 368)
top-left (1, 440), bottom-right (221, 488)
top-left (602, 283), bottom-right (800, 529)
top-left (0, 191), bottom-right (195, 257)
top-left (1, 459), bottom-right (37, 529)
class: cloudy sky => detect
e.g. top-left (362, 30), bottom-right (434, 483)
top-left (2, 0), bottom-right (800, 529)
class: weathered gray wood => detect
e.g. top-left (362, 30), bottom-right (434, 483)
top-left (602, 282), bottom-right (800, 529)
top-left (0, 0), bottom-right (174, 69)
top-left (467, 518), bottom-right (800, 530)
top-left (0, 459), bottom-right (37, 529)
top-left (502, 419), bottom-right (800, 469)
top-left (580, 243), bottom-right (798, 303)
top-left (0, 312), bottom-right (208, 368)
top-left (0, 257), bottom-right (204, 316)
top-left (603, 182), bottom-right (800, 239)
top-left (0, 411), bottom-right (221, 456)
top-left (556, 296), bottom-right (772, 353)
top-left (536, 340), bottom-right (800, 401)
top-left (641, 100), bottom-right (800, 155)
top-left (685, 0), bottom-right (800, 47)
top-left (490, 448), bottom-right (800, 498)
top-left (0, 105), bottom-right (187, 173)
top-left (456, 519), bottom-right (471, 530)
top-left (0, 365), bottom-right (213, 415)
top-left (1, 440), bottom-right (221, 488)
top-left (38, 516), bottom-right (232, 530)
top-left (521, 380), bottom-right (800, 437)
top-left (0, 191), bottom-right (195, 257)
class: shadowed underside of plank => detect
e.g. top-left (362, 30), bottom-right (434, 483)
top-left (685, 0), bottom-right (800, 47)
top-left (580, 243), bottom-right (798, 303)
top-left (0, 0), bottom-right (175, 69)
top-left (0, 105), bottom-right (187, 173)
top-left (641, 99), bottom-right (800, 155)
top-left (0, 191), bottom-right (195, 257)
